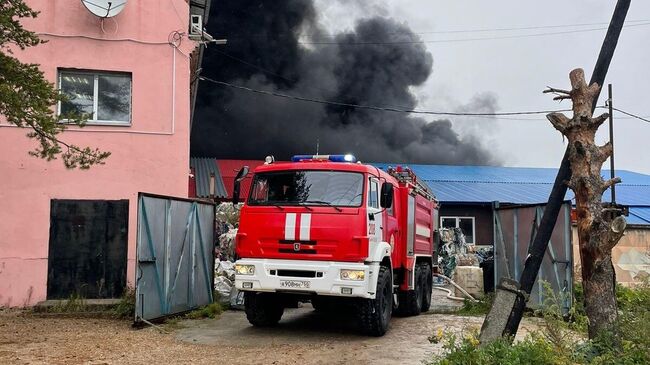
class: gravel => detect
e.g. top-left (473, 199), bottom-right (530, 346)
top-left (0, 302), bottom-right (542, 364)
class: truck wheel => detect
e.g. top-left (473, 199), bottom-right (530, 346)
top-left (421, 263), bottom-right (433, 312)
top-left (358, 265), bottom-right (392, 336)
top-left (244, 292), bottom-right (284, 327)
top-left (395, 264), bottom-right (423, 316)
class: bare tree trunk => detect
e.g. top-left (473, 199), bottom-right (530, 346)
top-left (545, 68), bottom-right (626, 339)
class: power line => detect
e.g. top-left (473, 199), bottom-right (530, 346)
top-left (199, 76), bottom-right (574, 117)
top-left (612, 107), bottom-right (650, 123)
top-left (297, 21), bottom-right (650, 45)
top-left (218, 19), bottom-right (650, 40)
top-left (392, 19), bottom-right (650, 35)
top-left (212, 49), bottom-right (298, 84)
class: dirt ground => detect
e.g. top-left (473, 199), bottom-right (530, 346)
top-left (0, 303), bottom-right (543, 365)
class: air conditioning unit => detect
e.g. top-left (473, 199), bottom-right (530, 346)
top-left (190, 14), bottom-right (203, 37)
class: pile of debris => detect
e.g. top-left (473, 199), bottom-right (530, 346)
top-left (214, 203), bottom-right (241, 261)
top-left (437, 228), bottom-right (477, 277)
top-left (437, 228), bottom-right (484, 298)
top-left (213, 203), bottom-right (245, 309)
top-left (214, 259), bottom-right (244, 309)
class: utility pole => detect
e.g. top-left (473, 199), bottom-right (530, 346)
top-left (480, 0), bottom-right (631, 343)
top-left (608, 84), bottom-right (616, 204)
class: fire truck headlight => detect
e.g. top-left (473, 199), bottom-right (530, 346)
top-left (235, 264), bottom-right (255, 275)
top-left (340, 269), bottom-right (365, 281)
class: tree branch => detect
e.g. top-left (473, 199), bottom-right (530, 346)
top-left (601, 177), bottom-right (622, 194)
top-left (23, 118), bottom-right (110, 169)
top-left (592, 113), bottom-right (609, 128)
top-left (546, 112), bottom-right (571, 133)
top-left (595, 142), bottom-right (613, 166)
top-left (543, 87), bottom-right (572, 101)
top-left (602, 216), bottom-right (627, 252)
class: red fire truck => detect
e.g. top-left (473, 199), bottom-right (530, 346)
top-left (234, 154), bottom-right (438, 336)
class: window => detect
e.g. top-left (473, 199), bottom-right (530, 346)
top-left (385, 184), bottom-right (394, 216)
top-left (58, 70), bottom-right (132, 125)
top-left (368, 179), bottom-right (379, 209)
top-left (440, 216), bottom-right (475, 244)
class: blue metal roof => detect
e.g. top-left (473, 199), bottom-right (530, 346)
top-left (629, 207), bottom-right (650, 225)
top-left (372, 164), bottom-right (650, 207)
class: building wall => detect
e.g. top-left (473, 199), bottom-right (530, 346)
top-left (572, 226), bottom-right (650, 286)
top-left (439, 204), bottom-right (494, 245)
top-left (0, 0), bottom-right (195, 306)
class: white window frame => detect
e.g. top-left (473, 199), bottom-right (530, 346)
top-left (440, 216), bottom-right (476, 244)
top-left (368, 178), bottom-right (379, 209)
top-left (57, 69), bottom-right (132, 126)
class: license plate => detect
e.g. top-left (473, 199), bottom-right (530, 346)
top-left (280, 280), bottom-right (310, 289)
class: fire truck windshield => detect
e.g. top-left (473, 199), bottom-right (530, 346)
top-left (248, 170), bottom-right (364, 207)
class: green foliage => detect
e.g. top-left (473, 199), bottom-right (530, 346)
top-left (0, 0), bottom-right (109, 168)
top-left (433, 283), bottom-right (650, 364)
top-left (616, 281), bottom-right (650, 360)
top-left (430, 331), bottom-right (566, 365)
top-left (113, 287), bottom-right (136, 319)
top-left (185, 302), bottom-right (223, 319)
top-left (162, 317), bottom-right (185, 331)
top-left (48, 293), bottom-right (88, 313)
top-left (616, 282), bottom-right (650, 311)
top-left (456, 294), bottom-right (493, 316)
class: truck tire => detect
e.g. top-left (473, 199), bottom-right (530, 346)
top-left (395, 264), bottom-right (423, 316)
top-left (358, 265), bottom-right (392, 336)
top-left (244, 292), bottom-right (284, 327)
top-left (421, 263), bottom-right (433, 312)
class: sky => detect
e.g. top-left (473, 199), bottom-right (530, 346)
top-left (313, 0), bottom-right (650, 174)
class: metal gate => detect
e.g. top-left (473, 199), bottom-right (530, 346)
top-left (135, 193), bottom-right (215, 322)
top-left (493, 202), bottom-right (573, 312)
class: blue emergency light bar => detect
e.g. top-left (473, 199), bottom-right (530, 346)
top-left (291, 154), bottom-right (357, 163)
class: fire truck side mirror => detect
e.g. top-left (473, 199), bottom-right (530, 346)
top-left (232, 166), bottom-right (250, 204)
top-left (380, 183), bottom-right (394, 209)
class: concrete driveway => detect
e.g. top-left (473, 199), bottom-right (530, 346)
top-left (176, 303), bottom-right (488, 365)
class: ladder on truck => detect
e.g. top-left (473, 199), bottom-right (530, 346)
top-left (386, 166), bottom-right (436, 202)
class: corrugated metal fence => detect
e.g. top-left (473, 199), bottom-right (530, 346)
top-left (494, 202), bottom-right (573, 313)
top-left (135, 193), bottom-right (215, 322)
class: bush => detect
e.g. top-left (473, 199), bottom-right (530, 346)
top-left (429, 332), bottom-right (566, 365)
top-left (113, 287), bottom-right (136, 319)
top-left (616, 282), bottom-right (650, 311)
top-left (432, 283), bottom-right (650, 364)
top-left (430, 330), bottom-right (649, 365)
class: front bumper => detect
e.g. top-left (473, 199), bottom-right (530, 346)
top-left (235, 258), bottom-right (380, 299)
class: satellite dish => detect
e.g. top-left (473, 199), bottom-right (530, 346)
top-left (81, 0), bottom-right (127, 18)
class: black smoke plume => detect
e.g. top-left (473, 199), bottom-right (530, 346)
top-left (191, 1), bottom-right (497, 165)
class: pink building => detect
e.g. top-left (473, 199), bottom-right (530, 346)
top-left (0, 0), bottom-right (205, 306)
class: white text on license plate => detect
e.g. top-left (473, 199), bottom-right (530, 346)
top-left (280, 280), bottom-right (310, 289)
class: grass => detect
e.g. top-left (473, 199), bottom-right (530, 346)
top-left (162, 317), bottom-right (185, 331)
top-left (456, 293), bottom-right (493, 316)
top-left (112, 287), bottom-right (136, 319)
top-left (430, 281), bottom-right (650, 365)
top-left (184, 302), bottom-right (223, 319)
top-left (48, 293), bottom-right (89, 313)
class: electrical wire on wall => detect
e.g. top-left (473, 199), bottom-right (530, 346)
top-left (100, 17), bottom-right (119, 35)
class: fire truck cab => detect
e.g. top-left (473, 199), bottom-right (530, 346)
top-left (234, 155), bottom-right (438, 336)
